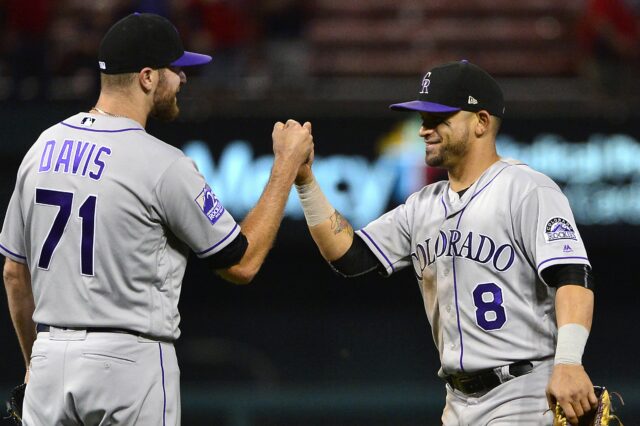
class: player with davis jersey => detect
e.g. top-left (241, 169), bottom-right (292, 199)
top-left (294, 61), bottom-right (598, 425)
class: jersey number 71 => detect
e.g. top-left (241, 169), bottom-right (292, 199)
top-left (35, 188), bottom-right (96, 276)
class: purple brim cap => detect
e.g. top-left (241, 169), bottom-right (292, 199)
top-left (171, 51), bottom-right (212, 67)
top-left (389, 100), bottom-right (460, 114)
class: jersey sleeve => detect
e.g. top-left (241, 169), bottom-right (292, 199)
top-left (515, 186), bottom-right (590, 285)
top-left (355, 197), bottom-right (413, 276)
top-left (0, 182), bottom-right (28, 264)
top-left (154, 156), bottom-right (240, 258)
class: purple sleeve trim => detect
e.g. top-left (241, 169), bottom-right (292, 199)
top-left (158, 343), bottom-right (167, 426)
top-left (0, 243), bottom-right (27, 260)
top-left (196, 223), bottom-right (239, 256)
top-left (61, 122), bottom-right (144, 133)
top-left (360, 229), bottom-right (395, 273)
top-left (537, 256), bottom-right (589, 270)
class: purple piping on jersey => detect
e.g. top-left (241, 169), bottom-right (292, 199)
top-left (0, 243), bottom-right (26, 260)
top-left (61, 122), bottom-right (144, 133)
top-left (537, 256), bottom-right (589, 270)
top-left (159, 343), bottom-right (167, 426)
top-left (440, 196), bottom-right (448, 216)
top-left (360, 229), bottom-right (395, 273)
top-left (196, 223), bottom-right (239, 256)
top-left (450, 163), bottom-right (513, 372)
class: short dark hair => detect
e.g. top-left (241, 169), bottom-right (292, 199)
top-left (100, 72), bottom-right (137, 91)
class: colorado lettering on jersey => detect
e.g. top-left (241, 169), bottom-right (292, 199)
top-left (38, 139), bottom-right (111, 181)
top-left (411, 230), bottom-right (515, 279)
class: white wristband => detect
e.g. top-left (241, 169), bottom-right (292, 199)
top-left (554, 323), bottom-right (589, 365)
top-left (295, 179), bottom-right (334, 227)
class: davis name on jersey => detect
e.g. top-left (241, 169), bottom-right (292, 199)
top-left (38, 139), bottom-right (112, 180)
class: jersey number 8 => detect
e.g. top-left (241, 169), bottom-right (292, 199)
top-left (472, 283), bottom-right (507, 331)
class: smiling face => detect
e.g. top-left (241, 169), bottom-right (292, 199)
top-left (150, 66), bottom-right (186, 122)
top-left (419, 111), bottom-right (475, 169)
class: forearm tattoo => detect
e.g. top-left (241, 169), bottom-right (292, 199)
top-left (330, 210), bottom-right (354, 237)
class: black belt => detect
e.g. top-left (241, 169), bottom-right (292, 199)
top-left (445, 360), bottom-right (533, 395)
top-left (36, 323), bottom-right (139, 336)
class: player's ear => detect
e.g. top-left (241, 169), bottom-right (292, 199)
top-left (474, 110), bottom-right (491, 137)
top-left (138, 67), bottom-right (157, 93)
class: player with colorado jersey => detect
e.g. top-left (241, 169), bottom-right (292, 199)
top-left (294, 61), bottom-right (598, 425)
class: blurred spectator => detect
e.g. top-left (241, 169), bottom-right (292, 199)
top-left (49, 0), bottom-right (130, 99)
top-left (3, 0), bottom-right (53, 100)
top-left (577, 0), bottom-right (640, 96)
top-left (177, 0), bottom-right (258, 90)
top-left (256, 0), bottom-right (310, 93)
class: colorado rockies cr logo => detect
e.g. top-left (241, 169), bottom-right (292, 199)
top-left (420, 72), bottom-right (431, 94)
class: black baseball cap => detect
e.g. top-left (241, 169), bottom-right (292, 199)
top-left (98, 13), bottom-right (212, 74)
top-left (390, 60), bottom-right (505, 118)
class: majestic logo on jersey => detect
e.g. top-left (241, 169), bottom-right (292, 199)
top-left (420, 72), bottom-right (431, 94)
top-left (411, 230), bottom-right (516, 279)
top-left (544, 217), bottom-right (577, 242)
top-left (195, 184), bottom-right (225, 225)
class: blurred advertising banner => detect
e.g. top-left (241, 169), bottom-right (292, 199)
top-left (176, 116), bottom-right (640, 228)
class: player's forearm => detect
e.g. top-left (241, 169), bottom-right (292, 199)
top-left (308, 212), bottom-right (354, 261)
top-left (225, 160), bottom-right (297, 283)
top-left (553, 284), bottom-right (594, 366)
top-left (3, 259), bottom-right (36, 367)
top-left (555, 285), bottom-right (594, 329)
top-left (296, 174), bottom-right (354, 261)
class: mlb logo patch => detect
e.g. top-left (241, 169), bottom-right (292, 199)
top-left (195, 184), bottom-right (225, 225)
top-left (81, 117), bottom-right (96, 127)
top-left (544, 217), bottom-right (577, 242)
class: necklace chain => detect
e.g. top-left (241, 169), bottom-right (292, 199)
top-left (92, 107), bottom-right (123, 118)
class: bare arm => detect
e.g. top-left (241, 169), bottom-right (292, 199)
top-left (293, 134), bottom-right (356, 264)
top-left (217, 120), bottom-right (313, 284)
top-left (3, 258), bottom-right (36, 368)
top-left (555, 284), bottom-right (593, 330)
top-left (306, 192), bottom-right (354, 262)
top-left (546, 285), bottom-right (597, 425)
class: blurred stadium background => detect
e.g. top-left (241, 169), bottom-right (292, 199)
top-left (1, 0), bottom-right (639, 424)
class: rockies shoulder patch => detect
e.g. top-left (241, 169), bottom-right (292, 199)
top-left (544, 217), bottom-right (577, 242)
top-left (195, 184), bottom-right (225, 225)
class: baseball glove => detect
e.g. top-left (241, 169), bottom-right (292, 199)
top-left (553, 386), bottom-right (624, 426)
top-left (4, 383), bottom-right (26, 425)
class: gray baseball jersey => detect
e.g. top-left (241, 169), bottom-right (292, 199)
top-left (0, 113), bottom-right (240, 340)
top-left (356, 158), bottom-right (590, 375)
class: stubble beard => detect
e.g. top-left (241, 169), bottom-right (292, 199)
top-left (425, 129), bottom-right (469, 169)
top-left (150, 71), bottom-right (180, 122)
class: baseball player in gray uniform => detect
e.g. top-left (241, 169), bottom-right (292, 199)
top-left (294, 61), bottom-right (598, 425)
top-left (0, 13), bottom-right (312, 425)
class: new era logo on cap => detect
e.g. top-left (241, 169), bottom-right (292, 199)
top-left (468, 96), bottom-right (478, 104)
